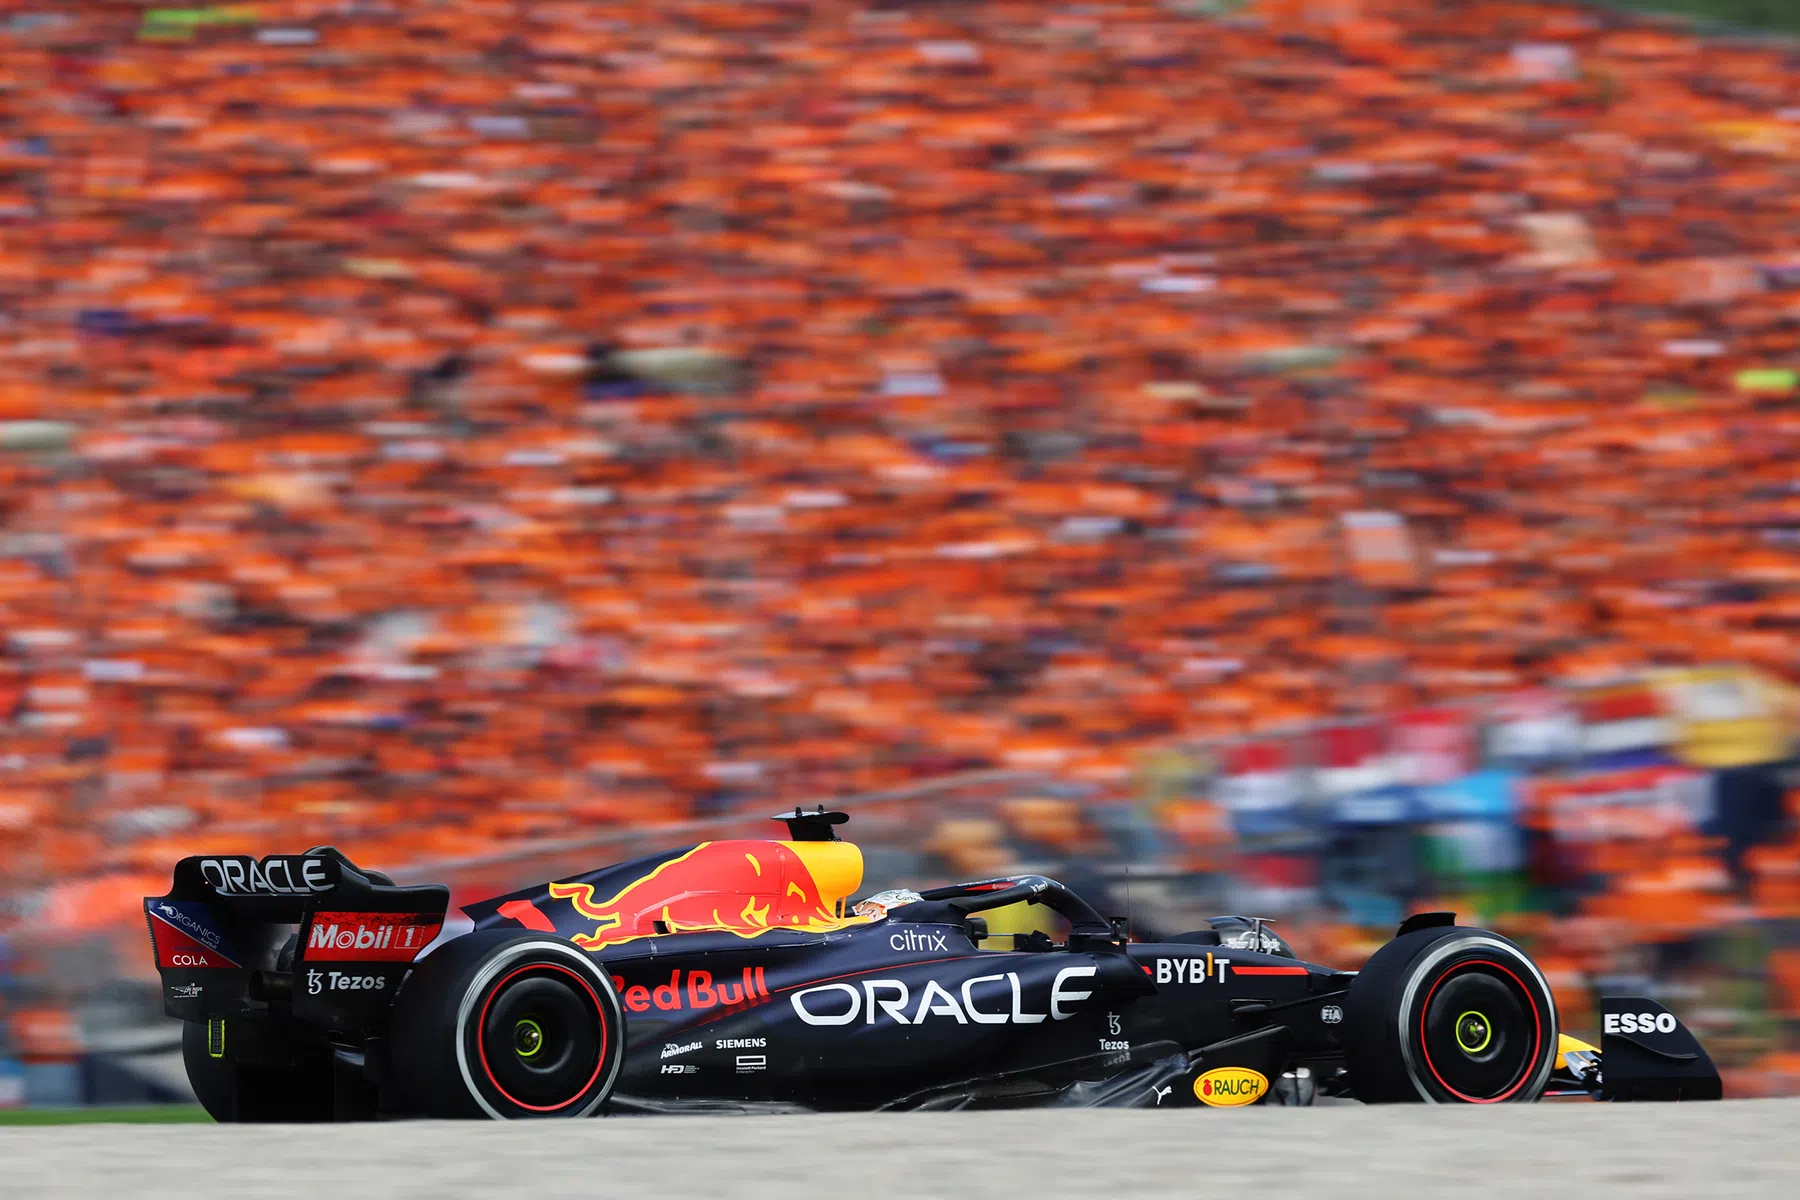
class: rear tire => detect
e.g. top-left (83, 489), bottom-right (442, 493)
top-left (1345, 926), bottom-right (1557, 1104)
top-left (389, 931), bottom-right (625, 1119)
top-left (181, 1019), bottom-right (334, 1122)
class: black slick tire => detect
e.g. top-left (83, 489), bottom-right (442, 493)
top-left (388, 930), bottom-right (625, 1119)
top-left (1345, 926), bottom-right (1558, 1104)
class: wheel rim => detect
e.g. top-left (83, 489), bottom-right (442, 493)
top-left (1417, 960), bottom-right (1542, 1102)
top-left (475, 966), bottom-right (606, 1112)
top-left (513, 1017), bottom-right (545, 1059)
top-left (1454, 1011), bottom-right (1492, 1055)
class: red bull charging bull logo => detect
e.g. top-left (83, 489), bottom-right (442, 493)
top-left (544, 841), bottom-right (863, 951)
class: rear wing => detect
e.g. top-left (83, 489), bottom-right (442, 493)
top-left (144, 851), bottom-right (449, 1031)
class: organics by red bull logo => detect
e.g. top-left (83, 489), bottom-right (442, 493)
top-left (545, 841), bottom-right (860, 951)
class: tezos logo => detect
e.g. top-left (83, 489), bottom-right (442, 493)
top-left (1194, 1066), bottom-right (1268, 1108)
top-left (306, 969), bottom-right (385, 995)
top-left (661, 1040), bottom-right (702, 1060)
top-left (1604, 1011), bottom-right (1678, 1035)
top-left (1320, 1005), bottom-right (1344, 1025)
top-left (888, 928), bottom-right (950, 953)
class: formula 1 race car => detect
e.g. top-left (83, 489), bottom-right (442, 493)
top-left (145, 809), bottom-right (1721, 1120)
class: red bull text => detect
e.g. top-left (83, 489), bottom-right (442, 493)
top-left (609, 967), bottom-right (771, 1015)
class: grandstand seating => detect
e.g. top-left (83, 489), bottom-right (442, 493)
top-left (2, 0), bottom-right (1800, 1093)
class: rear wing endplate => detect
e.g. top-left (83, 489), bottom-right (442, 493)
top-left (144, 851), bottom-right (449, 1030)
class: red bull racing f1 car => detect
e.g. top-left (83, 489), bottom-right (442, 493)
top-left (145, 809), bottom-right (1721, 1120)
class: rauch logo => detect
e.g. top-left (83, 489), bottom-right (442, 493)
top-left (1193, 1066), bottom-right (1267, 1107)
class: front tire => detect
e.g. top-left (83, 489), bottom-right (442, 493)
top-left (389, 931), bottom-right (625, 1119)
top-left (1345, 926), bottom-right (1558, 1104)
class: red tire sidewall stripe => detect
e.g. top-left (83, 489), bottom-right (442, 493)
top-left (473, 962), bottom-right (610, 1114)
top-left (1416, 958), bottom-right (1542, 1103)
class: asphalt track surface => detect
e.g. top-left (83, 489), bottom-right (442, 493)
top-left (6, 1100), bottom-right (1793, 1199)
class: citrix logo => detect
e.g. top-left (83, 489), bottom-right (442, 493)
top-left (888, 929), bottom-right (950, 953)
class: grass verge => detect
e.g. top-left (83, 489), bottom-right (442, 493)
top-left (1607, 0), bottom-right (1800, 34)
top-left (0, 1105), bottom-right (211, 1125)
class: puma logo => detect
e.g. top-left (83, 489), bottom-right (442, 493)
top-left (1154, 1084), bottom-right (1172, 1106)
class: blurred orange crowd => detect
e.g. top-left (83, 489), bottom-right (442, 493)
top-left (0, 0), bottom-right (1798, 897)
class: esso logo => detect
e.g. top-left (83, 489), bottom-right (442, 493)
top-left (1604, 1011), bottom-right (1678, 1035)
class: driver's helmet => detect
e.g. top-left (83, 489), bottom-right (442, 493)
top-left (853, 888), bottom-right (923, 920)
